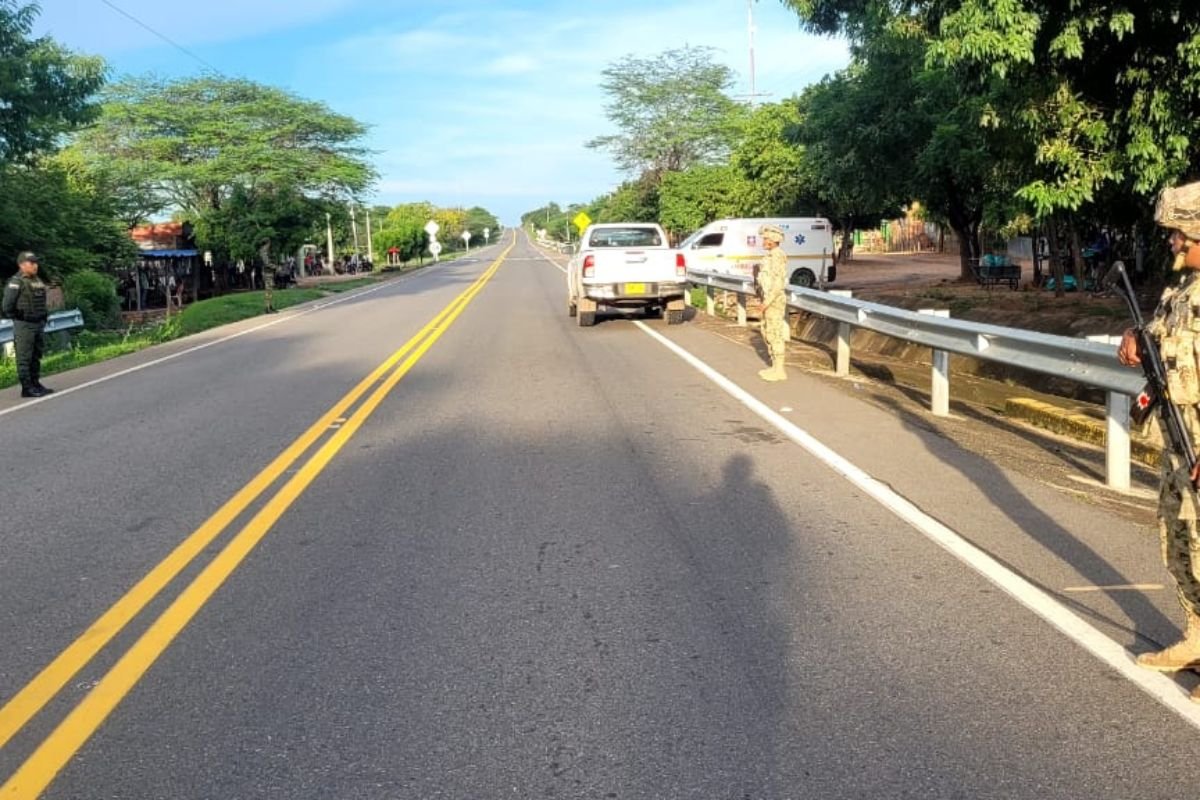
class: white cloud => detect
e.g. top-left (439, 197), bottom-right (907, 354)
top-left (484, 54), bottom-right (541, 76)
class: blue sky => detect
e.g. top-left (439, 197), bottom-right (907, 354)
top-left (35, 0), bottom-right (849, 224)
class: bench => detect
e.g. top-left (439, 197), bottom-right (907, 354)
top-left (970, 257), bottom-right (1020, 290)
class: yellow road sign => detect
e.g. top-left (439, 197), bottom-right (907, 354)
top-left (572, 211), bottom-right (592, 233)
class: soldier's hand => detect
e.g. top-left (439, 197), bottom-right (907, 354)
top-left (1191, 459), bottom-right (1200, 489)
top-left (1117, 328), bottom-right (1141, 367)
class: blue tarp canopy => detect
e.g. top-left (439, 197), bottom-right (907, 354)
top-left (138, 249), bottom-right (198, 258)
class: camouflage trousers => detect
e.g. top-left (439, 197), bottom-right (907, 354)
top-left (761, 302), bottom-right (788, 360)
top-left (1158, 452), bottom-right (1200, 617)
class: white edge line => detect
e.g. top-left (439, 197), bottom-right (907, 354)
top-left (633, 319), bottom-right (1200, 731)
top-left (0, 256), bottom-right (482, 420)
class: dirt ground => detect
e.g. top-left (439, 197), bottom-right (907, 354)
top-left (837, 252), bottom-right (1132, 339)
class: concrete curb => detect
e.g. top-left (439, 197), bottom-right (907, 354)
top-left (1004, 397), bottom-right (1160, 468)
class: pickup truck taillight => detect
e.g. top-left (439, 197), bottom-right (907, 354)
top-left (675, 252), bottom-right (687, 277)
top-left (583, 255), bottom-right (595, 277)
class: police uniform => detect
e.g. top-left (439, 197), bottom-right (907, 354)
top-left (756, 225), bottom-right (789, 382)
top-left (1, 252), bottom-right (52, 397)
top-left (1133, 182), bottom-right (1200, 691)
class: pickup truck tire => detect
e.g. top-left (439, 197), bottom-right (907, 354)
top-left (645, 305), bottom-right (663, 319)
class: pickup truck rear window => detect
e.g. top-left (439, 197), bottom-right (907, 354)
top-left (588, 228), bottom-right (662, 248)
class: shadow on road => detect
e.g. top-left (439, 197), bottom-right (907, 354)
top-left (871, 392), bottom-right (1177, 652)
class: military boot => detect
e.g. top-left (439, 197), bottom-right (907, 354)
top-left (34, 383), bottom-right (55, 394)
top-left (758, 358), bottom-right (788, 382)
top-left (1137, 612), bottom-right (1200, 672)
top-left (20, 384), bottom-right (46, 398)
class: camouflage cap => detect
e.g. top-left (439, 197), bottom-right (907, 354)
top-left (16, 251), bottom-right (37, 264)
top-left (759, 224), bottom-right (784, 244)
top-left (1155, 181), bottom-right (1200, 240)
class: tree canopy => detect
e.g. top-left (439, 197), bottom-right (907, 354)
top-left (71, 76), bottom-right (375, 215)
top-left (0, 0), bottom-right (105, 165)
top-left (586, 46), bottom-right (743, 179)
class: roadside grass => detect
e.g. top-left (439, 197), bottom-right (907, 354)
top-left (1, 283), bottom-right (373, 390)
top-left (161, 288), bottom-right (325, 339)
top-left (0, 330), bottom-right (157, 389)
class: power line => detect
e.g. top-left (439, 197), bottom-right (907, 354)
top-left (97, 0), bottom-right (225, 76)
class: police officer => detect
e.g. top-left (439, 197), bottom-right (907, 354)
top-left (1, 252), bottom-right (53, 398)
top-left (1118, 181), bottom-right (1200, 698)
top-left (755, 224), bottom-right (789, 382)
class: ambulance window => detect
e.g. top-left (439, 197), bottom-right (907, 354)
top-left (696, 233), bottom-right (724, 248)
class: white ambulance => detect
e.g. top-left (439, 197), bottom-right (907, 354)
top-left (676, 217), bottom-right (836, 288)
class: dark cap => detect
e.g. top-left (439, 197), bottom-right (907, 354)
top-left (16, 251), bottom-right (38, 264)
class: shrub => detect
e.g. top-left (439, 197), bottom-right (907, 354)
top-left (63, 269), bottom-right (121, 329)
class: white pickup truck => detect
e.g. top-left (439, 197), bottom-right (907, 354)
top-left (566, 223), bottom-right (688, 327)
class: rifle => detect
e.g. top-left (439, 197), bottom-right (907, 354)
top-left (1105, 261), bottom-right (1199, 481)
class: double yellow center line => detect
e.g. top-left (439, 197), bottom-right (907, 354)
top-left (0, 238), bottom-right (513, 798)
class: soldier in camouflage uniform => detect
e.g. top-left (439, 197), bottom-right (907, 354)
top-left (259, 242), bottom-right (278, 314)
top-left (1119, 181), bottom-right (1200, 698)
top-left (1, 252), bottom-right (53, 398)
top-left (755, 224), bottom-right (789, 382)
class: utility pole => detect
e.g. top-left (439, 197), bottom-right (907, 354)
top-left (349, 202), bottom-right (361, 259)
top-left (740, 1), bottom-right (770, 106)
top-left (748, 0), bottom-right (758, 107)
top-left (365, 210), bottom-right (374, 264)
top-left (325, 212), bottom-right (334, 274)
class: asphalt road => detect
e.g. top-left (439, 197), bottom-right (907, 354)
top-left (1, 231), bottom-right (1199, 799)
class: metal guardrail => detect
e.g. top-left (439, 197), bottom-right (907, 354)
top-left (687, 268), bottom-right (1140, 490)
top-left (0, 309), bottom-right (86, 346)
top-left (535, 239), bottom-right (578, 256)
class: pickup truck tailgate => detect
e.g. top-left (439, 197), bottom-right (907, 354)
top-left (588, 250), bottom-right (676, 284)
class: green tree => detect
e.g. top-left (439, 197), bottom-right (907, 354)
top-left (586, 46), bottom-right (743, 180)
top-left (72, 75), bottom-right (375, 274)
top-left (731, 101), bottom-right (812, 217)
top-left (658, 165), bottom-right (752, 240)
top-left (464, 206), bottom-right (500, 241)
top-left (928, 1), bottom-right (1200, 216)
top-left (594, 179), bottom-right (661, 225)
top-left (195, 185), bottom-right (322, 266)
top-left (0, 1), bottom-right (105, 164)
top-left (377, 202), bottom-right (434, 262)
top-left (783, 0), bottom-right (1200, 250)
top-left (72, 76), bottom-right (375, 220)
top-left (63, 269), bottom-right (121, 329)
top-left (0, 158), bottom-right (137, 279)
top-left (785, 2), bottom-right (1026, 278)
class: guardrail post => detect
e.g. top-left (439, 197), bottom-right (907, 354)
top-left (1106, 391), bottom-right (1132, 491)
top-left (919, 308), bottom-right (951, 416)
top-left (830, 290), bottom-right (853, 376)
top-left (1088, 335), bottom-right (1132, 491)
top-left (2, 342), bottom-right (12, 360)
top-left (736, 290), bottom-right (748, 327)
top-left (705, 284), bottom-right (715, 317)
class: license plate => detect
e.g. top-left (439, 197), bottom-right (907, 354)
top-left (624, 283), bottom-right (647, 294)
